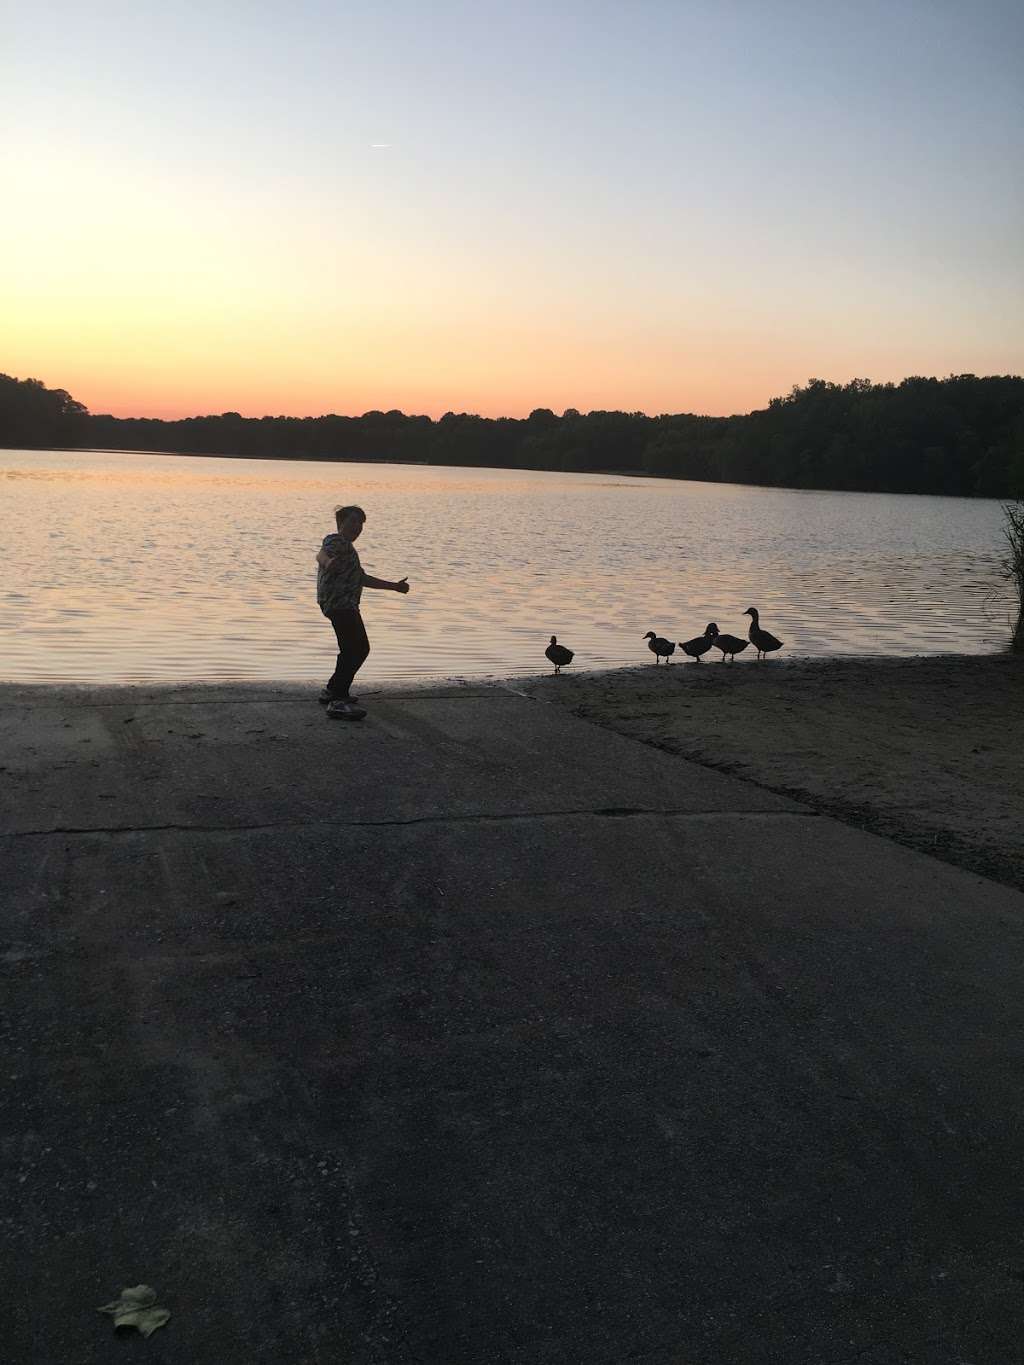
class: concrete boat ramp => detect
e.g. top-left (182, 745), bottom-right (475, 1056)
top-left (2, 682), bottom-right (1023, 1363)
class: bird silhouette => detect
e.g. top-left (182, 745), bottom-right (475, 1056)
top-left (643, 631), bottom-right (676, 664)
top-left (678, 622), bottom-right (719, 662)
top-left (710, 631), bottom-right (749, 662)
top-left (545, 636), bottom-right (575, 674)
top-left (743, 607), bottom-right (784, 660)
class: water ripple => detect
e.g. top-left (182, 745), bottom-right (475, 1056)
top-left (0, 449), bottom-right (1016, 683)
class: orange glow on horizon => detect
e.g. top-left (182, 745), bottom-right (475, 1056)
top-left (9, 315), bottom-right (1014, 425)
top-left (5, 5), bottom-right (1022, 441)
top-left (4, 141), bottom-right (1019, 425)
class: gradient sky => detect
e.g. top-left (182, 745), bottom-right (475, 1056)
top-left (3, 0), bottom-right (1022, 419)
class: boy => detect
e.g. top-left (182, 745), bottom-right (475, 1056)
top-left (316, 505), bottom-right (410, 720)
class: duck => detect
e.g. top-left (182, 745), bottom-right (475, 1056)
top-left (743, 607), bottom-right (784, 660)
top-left (678, 622), bottom-right (719, 662)
top-left (710, 630), bottom-right (749, 662)
top-left (643, 631), bottom-right (676, 664)
top-left (545, 635), bottom-right (575, 674)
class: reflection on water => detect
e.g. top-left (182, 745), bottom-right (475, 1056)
top-left (0, 449), bottom-right (1016, 684)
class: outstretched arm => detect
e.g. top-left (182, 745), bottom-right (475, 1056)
top-left (362, 574), bottom-right (410, 593)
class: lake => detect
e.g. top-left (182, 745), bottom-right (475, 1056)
top-left (0, 448), bottom-right (1016, 684)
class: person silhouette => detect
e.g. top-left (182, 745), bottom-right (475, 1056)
top-left (316, 504), bottom-right (410, 720)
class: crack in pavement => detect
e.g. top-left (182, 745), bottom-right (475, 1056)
top-left (8, 805), bottom-right (816, 839)
top-left (0, 691), bottom-right (503, 712)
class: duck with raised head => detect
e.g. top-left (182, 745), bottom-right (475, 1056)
top-left (545, 636), bottom-right (575, 674)
top-left (643, 631), bottom-right (676, 664)
top-left (710, 630), bottom-right (749, 662)
top-left (678, 622), bottom-right (718, 662)
top-left (743, 607), bottom-right (783, 660)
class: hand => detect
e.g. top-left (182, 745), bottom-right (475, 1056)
top-left (394, 577), bottom-right (410, 594)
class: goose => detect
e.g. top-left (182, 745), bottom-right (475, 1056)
top-left (545, 635), bottom-right (575, 674)
top-left (710, 631), bottom-right (749, 662)
top-left (678, 622), bottom-right (719, 662)
top-left (643, 631), bottom-right (676, 664)
top-left (743, 607), bottom-right (784, 660)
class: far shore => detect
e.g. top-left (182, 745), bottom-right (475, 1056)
top-left (4, 444), bottom-right (433, 466)
top-left (520, 651), bottom-right (1024, 893)
top-left (5, 444), bottom-right (673, 482)
top-left (6, 446), bottom-right (1019, 500)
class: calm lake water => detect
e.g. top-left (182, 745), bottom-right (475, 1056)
top-left (0, 448), bottom-right (1016, 684)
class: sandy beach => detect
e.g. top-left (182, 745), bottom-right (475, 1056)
top-left (525, 652), bottom-right (1024, 893)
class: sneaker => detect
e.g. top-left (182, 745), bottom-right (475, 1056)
top-left (319, 690), bottom-right (360, 705)
top-left (326, 699), bottom-right (367, 721)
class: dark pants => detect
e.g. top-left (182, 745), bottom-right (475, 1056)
top-left (326, 609), bottom-right (370, 697)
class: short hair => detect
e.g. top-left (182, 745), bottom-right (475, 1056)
top-left (335, 504), bottom-right (366, 528)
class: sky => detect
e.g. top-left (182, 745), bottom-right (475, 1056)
top-left (3, 0), bottom-right (1023, 420)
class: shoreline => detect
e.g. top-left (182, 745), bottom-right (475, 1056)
top-left (4, 651), bottom-right (1022, 890)
top-left (521, 651), bottom-right (1024, 893)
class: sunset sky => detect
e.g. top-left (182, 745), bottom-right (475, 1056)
top-left (4, 0), bottom-right (1022, 420)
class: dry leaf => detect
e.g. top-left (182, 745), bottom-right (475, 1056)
top-left (97, 1284), bottom-right (170, 1337)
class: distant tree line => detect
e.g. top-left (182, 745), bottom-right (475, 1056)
top-left (2, 371), bottom-right (1022, 497)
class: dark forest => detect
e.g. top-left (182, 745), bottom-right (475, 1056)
top-left (3, 372), bottom-right (1022, 497)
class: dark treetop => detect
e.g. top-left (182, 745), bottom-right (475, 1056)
top-left (3, 371), bottom-right (1023, 498)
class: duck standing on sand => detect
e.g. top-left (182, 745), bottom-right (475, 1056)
top-left (545, 636), bottom-right (575, 674)
top-left (678, 622), bottom-right (718, 662)
top-left (710, 630), bottom-right (749, 662)
top-left (643, 631), bottom-right (676, 664)
top-left (743, 606), bottom-right (784, 660)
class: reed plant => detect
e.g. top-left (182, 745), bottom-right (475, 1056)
top-left (1003, 498), bottom-right (1024, 651)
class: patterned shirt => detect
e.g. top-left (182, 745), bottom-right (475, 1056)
top-left (317, 533), bottom-right (364, 615)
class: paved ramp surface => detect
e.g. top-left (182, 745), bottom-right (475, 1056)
top-left (3, 683), bottom-right (1024, 1363)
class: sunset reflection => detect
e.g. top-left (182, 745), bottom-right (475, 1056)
top-left (0, 449), bottom-right (1015, 685)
